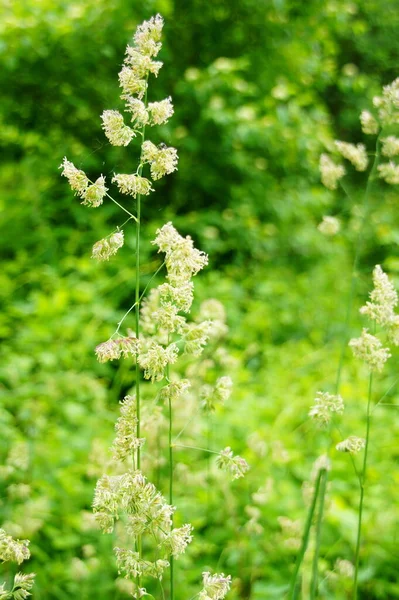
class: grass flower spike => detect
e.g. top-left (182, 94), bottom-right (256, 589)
top-left (59, 14), bottom-right (240, 598)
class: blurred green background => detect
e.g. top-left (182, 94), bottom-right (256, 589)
top-left (1, 0), bottom-right (399, 598)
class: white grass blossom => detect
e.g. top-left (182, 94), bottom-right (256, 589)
top-left (201, 376), bottom-right (233, 412)
top-left (199, 572), bottom-right (232, 600)
top-left (216, 447), bottom-right (249, 480)
top-left (92, 231), bottom-right (124, 261)
top-left (0, 529), bottom-right (30, 564)
top-left (159, 523), bottom-right (193, 557)
top-left (138, 342), bottom-right (179, 382)
top-left (334, 141), bottom-right (368, 171)
top-left (318, 216), bottom-right (340, 236)
top-left (309, 391), bottom-right (344, 427)
top-left (2, 572), bottom-right (36, 600)
top-left (198, 299), bottom-right (227, 322)
top-left (373, 77), bottom-right (399, 126)
top-left (360, 265), bottom-right (398, 327)
top-left (124, 97), bottom-right (149, 126)
top-left (381, 136), bottom-right (399, 158)
top-left (349, 328), bottom-right (391, 372)
top-left (141, 141), bottom-right (178, 179)
top-left (319, 154), bottom-right (345, 190)
top-left (112, 174), bottom-right (153, 197)
top-left (118, 66), bottom-right (148, 99)
top-left (115, 548), bottom-right (169, 580)
top-left (158, 281), bottom-right (194, 313)
top-left (378, 161), bottom-right (399, 185)
top-left (335, 558), bottom-right (355, 578)
top-left (153, 222), bottom-right (209, 284)
top-left (93, 470), bottom-right (174, 535)
top-left (182, 321), bottom-right (213, 356)
top-left (336, 436), bottom-right (366, 454)
top-left (111, 395), bottom-right (145, 461)
top-left (133, 14), bottom-right (164, 57)
top-left (360, 110), bottom-right (379, 135)
top-left (101, 110), bottom-right (135, 146)
top-left (158, 379), bottom-right (191, 404)
top-left (95, 337), bottom-right (139, 363)
top-left (148, 97), bottom-right (174, 125)
top-left (152, 303), bottom-right (186, 333)
top-left (81, 176), bottom-right (108, 207)
top-left (59, 157), bottom-right (89, 195)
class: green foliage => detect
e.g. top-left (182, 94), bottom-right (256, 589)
top-left (1, 0), bottom-right (399, 598)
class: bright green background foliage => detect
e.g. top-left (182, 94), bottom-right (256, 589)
top-left (1, 0), bottom-right (399, 598)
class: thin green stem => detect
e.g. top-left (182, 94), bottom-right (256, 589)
top-left (353, 372), bottom-right (373, 599)
top-left (310, 471), bottom-right (328, 599)
top-left (105, 191), bottom-right (138, 222)
top-left (135, 74), bottom-right (149, 593)
top-left (111, 261), bottom-right (165, 338)
top-left (174, 443), bottom-right (220, 456)
top-left (172, 406), bottom-right (201, 444)
top-left (289, 469), bottom-right (324, 600)
top-left (372, 374), bottom-right (399, 413)
top-left (168, 366), bottom-right (174, 600)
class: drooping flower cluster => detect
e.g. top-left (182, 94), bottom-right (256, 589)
top-left (349, 329), bottom-right (391, 373)
top-left (112, 174), bottom-right (153, 198)
top-left (360, 110), bottom-right (379, 135)
top-left (381, 136), bottom-right (399, 158)
top-left (359, 265), bottom-right (398, 328)
top-left (318, 215), bottom-right (340, 236)
top-left (0, 572), bottom-right (35, 600)
top-left (377, 161), bottom-right (399, 185)
top-left (350, 265), bottom-right (399, 371)
top-left (153, 222), bottom-right (209, 284)
top-left (141, 141), bottom-right (178, 180)
top-left (95, 337), bottom-right (139, 363)
top-left (111, 395), bottom-right (145, 461)
top-left (216, 447), bottom-right (250, 480)
top-left (309, 391), bottom-right (344, 427)
top-left (92, 231), bottom-right (124, 261)
top-left (59, 158), bottom-right (107, 207)
top-left (0, 529), bottom-right (30, 564)
top-left (199, 572), bottom-right (232, 600)
top-left (372, 77), bottom-right (399, 126)
top-left (201, 376), bottom-right (233, 412)
top-left (101, 110), bottom-right (135, 146)
top-left (334, 141), bottom-right (368, 172)
top-left (319, 154), bottom-right (345, 190)
top-left (0, 529), bottom-right (35, 599)
top-left (336, 436), bottom-right (366, 454)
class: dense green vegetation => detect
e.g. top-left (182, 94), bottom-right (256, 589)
top-left (1, 1), bottom-right (399, 598)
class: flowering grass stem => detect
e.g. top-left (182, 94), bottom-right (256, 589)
top-left (308, 134), bottom-right (382, 596)
top-left (135, 79), bottom-right (149, 590)
top-left (353, 371), bottom-right (373, 598)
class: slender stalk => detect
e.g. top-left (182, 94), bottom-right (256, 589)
top-left (308, 135), bottom-right (382, 595)
top-left (135, 77), bottom-right (149, 592)
top-left (168, 373), bottom-right (174, 600)
top-left (174, 444), bottom-right (221, 456)
top-left (310, 471), bottom-right (328, 599)
top-left (289, 469), bottom-right (323, 600)
top-left (353, 372), bottom-right (373, 598)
